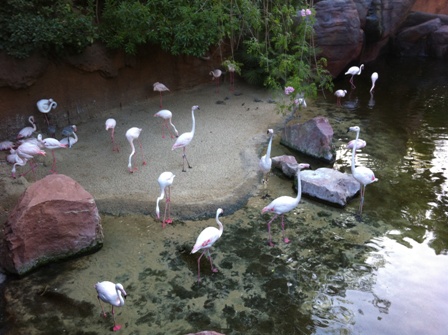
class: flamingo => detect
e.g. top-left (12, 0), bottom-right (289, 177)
top-left (191, 208), bottom-right (224, 282)
top-left (94, 281), bottom-right (127, 332)
top-left (37, 98), bottom-right (57, 126)
top-left (209, 69), bottom-right (222, 93)
top-left (11, 156), bottom-right (28, 179)
top-left (347, 126), bottom-right (378, 216)
top-left (227, 63), bottom-right (236, 91)
top-left (41, 137), bottom-right (68, 173)
top-left (61, 125), bottom-right (77, 148)
top-left (345, 64), bottom-right (364, 89)
top-left (153, 82), bottom-right (170, 108)
top-left (261, 163), bottom-right (310, 246)
top-left (259, 129), bottom-right (274, 196)
top-left (370, 72), bottom-right (379, 93)
top-left (7, 149), bottom-right (20, 164)
top-left (17, 116), bottom-right (37, 139)
top-left (126, 127), bottom-right (146, 173)
top-left (16, 142), bottom-right (46, 177)
top-left (105, 118), bottom-right (119, 152)
top-left (154, 109), bottom-right (179, 139)
top-left (172, 105), bottom-right (200, 172)
top-left (0, 141), bottom-right (14, 151)
top-left (156, 171), bottom-right (175, 227)
top-left (334, 89), bottom-right (347, 106)
top-left (346, 138), bottom-right (366, 151)
top-left (59, 131), bottom-right (78, 147)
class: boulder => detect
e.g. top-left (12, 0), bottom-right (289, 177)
top-left (272, 155), bottom-right (299, 177)
top-left (429, 25), bottom-right (448, 58)
top-left (300, 168), bottom-right (360, 207)
top-left (0, 174), bottom-right (103, 275)
top-left (281, 116), bottom-right (335, 163)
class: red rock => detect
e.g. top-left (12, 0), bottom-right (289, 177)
top-left (0, 174), bottom-right (103, 275)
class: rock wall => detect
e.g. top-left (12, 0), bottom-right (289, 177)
top-left (412, 0), bottom-right (448, 15)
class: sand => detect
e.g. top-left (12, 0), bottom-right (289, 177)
top-left (0, 81), bottom-right (287, 221)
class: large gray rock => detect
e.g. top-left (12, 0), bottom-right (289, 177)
top-left (0, 174), bottom-right (103, 275)
top-left (301, 168), bottom-right (360, 207)
top-left (281, 116), bottom-right (335, 163)
top-left (272, 155), bottom-right (299, 177)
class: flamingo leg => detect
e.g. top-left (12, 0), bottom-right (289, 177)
top-left (207, 249), bottom-right (218, 273)
top-left (21, 160), bottom-right (37, 179)
top-left (137, 139), bottom-right (147, 166)
top-left (111, 128), bottom-right (120, 152)
top-left (182, 147), bottom-right (192, 172)
top-left (159, 92), bottom-right (163, 108)
top-left (197, 250), bottom-right (206, 282)
top-left (359, 185), bottom-right (366, 215)
top-left (350, 76), bottom-right (356, 89)
top-left (111, 305), bottom-right (121, 331)
top-left (97, 297), bottom-right (107, 318)
top-left (281, 215), bottom-right (290, 244)
top-left (163, 186), bottom-right (172, 226)
top-left (266, 214), bottom-right (279, 247)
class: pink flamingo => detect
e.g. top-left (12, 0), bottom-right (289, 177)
top-left (95, 281), bottom-right (127, 332)
top-left (153, 82), bottom-right (170, 108)
top-left (345, 64), bottom-right (364, 89)
top-left (11, 156), bottom-right (28, 179)
top-left (209, 69), bottom-right (222, 93)
top-left (37, 98), bottom-right (57, 126)
top-left (154, 109), bottom-right (179, 139)
top-left (348, 126), bottom-right (378, 216)
top-left (334, 89), bottom-right (347, 106)
top-left (17, 116), bottom-right (37, 139)
top-left (370, 72), bottom-right (379, 93)
top-left (16, 142), bottom-right (46, 177)
top-left (0, 141), bottom-right (14, 151)
top-left (172, 105), bottom-right (200, 172)
top-left (191, 208), bottom-right (224, 282)
top-left (346, 138), bottom-right (366, 151)
top-left (227, 64), bottom-right (236, 91)
top-left (261, 163), bottom-right (310, 246)
top-left (105, 118), bottom-right (119, 152)
top-left (126, 127), bottom-right (146, 173)
top-left (41, 137), bottom-right (68, 173)
top-left (259, 129), bottom-right (274, 198)
top-left (156, 171), bottom-right (175, 227)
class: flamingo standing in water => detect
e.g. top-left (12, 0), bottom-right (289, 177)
top-left (347, 126), bottom-right (378, 217)
top-left (370, 72), bottom-right (379, 93)
top-left (191, 208), bottom-right (224, 283)
top-left (209, 69), bottom-right (222, 93)
top-left (346, 138), bottom-right (366, 152)
top-left (41, 137), bottom-right (68, 173)
top-left (153, 82), bottom-right (170, 108)
top-left (17, 116), bottom-right (37, 139)
top-left (105, 118), bottom-right (119, 152)
top-left (334, 89), bottom-right (347, 106)
top-left (345, 64), bottom-right (364, 89)
top-left (261, 163), bottom-right (310, 246)
top-left (259, 129), bottom-right (274, 197)
top-left (172, 105), bottom-right (200, 172)
top-left (95, 281), bottom-right (127, 332)
top-left (156, 171), bottom-right (175, 227)
top-left (37, 98), bottom-right (57, 126)
top-left (154, 109), bottom-right (179, 139)
top-left (126, 127), bottom-right (146, 173)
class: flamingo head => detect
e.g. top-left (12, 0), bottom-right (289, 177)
top-left (192, 105), bottom-right (200, 111)
top-left (347, 126), bottom-right (361, 133)
top-left (297, 163), bottom-right (310, 171)
top-left (267, 129), bottom-right (274, 136)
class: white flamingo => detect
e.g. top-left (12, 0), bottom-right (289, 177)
top-left (153, 82), bottom-right (170, 108)
top-left (191, 208), bottom-right (224, 282)
top-left (334, 89), bottom-right (347, 106)
top-left (156, 171), bottom-right (175, 227)
top-left (154, 109), bottom-right (179, 139)
top-left (172, 105), bottom-right (200, 172)
top-left (105, 118), bottom-right (119, 152)
top-left (17, 116), bottom-right (37, 139)
top-left (126, 127), bottom-right (146, 173)
top-left (59, 132), bottom-right (78, 147)
top-left (37, 98), bottom-right (57, 126)
top-left (348, 126), bottom-right (378, 216)
top-left (261, 163), bottom-right (310, 246)
top-left (370, 72), bottom-right (379, 93)
top-left (41, 137), bottom-right (68, 173)
top-left (209, 69), bottom-right (222, 93)
top-left (345, 64), bottom-right (364, 88)
top-left (95, 281), bottom-right (127, 332)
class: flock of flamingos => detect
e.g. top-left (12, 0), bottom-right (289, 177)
top-left (1, 67), bottom-right (379, 331)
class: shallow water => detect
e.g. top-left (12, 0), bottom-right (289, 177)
top-left (1, 56), bottom-right (448, 335)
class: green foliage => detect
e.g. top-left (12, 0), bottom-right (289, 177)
top-left (0, 0), bottom-right (97, 59)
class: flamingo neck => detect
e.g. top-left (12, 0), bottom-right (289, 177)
top-left (116, 289), bottom-right (125, 306)
top-left (295, 169), bottom-right (302, 203)
top-left (351, 130), bottom-right (359, 174)
top-left (128, 141), bottom-right (136, 167)
top-left (266, 134), bottom-right (273, 159)
top-left (190, 108), bottom-right (196, 136)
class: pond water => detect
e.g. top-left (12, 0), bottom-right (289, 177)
top-left (1, 56), bottom-right (447, 335)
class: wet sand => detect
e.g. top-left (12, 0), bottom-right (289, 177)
top-left (0, 81), bottom-right (286, 221)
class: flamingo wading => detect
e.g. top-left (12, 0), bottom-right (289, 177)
top-left (347, 126), bottom-right (378, 216)
top-left (172, 105), bottom-right (200, 172)
top-left (370, 72), bottom-right (379, 93)
top-left (261, 163), bottom-right (310, 246)
top-left (156, 171), bottom-right (175, 227)
top-left (345, 64), bottom-right (364, 89)
top-left (334, 89), bottom-right (347, 106)
top-left (191, 208), bottom-right (224, 282)
top-left (126, 127), bottom-right (146, 173)
top-left (95, 281), bottom-right (127, 332)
